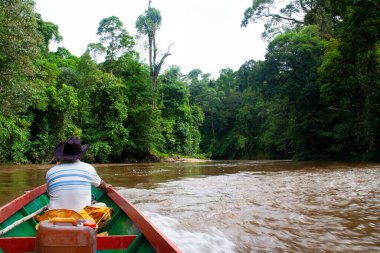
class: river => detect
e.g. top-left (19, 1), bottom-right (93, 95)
top-left (0, 161), bottom-right (379, 252)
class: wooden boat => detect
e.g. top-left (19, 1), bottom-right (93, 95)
top-left (0, 184), bottom-right (181, 253)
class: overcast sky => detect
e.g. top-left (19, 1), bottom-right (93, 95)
top-left (35, 0), bottom-right (268, 78)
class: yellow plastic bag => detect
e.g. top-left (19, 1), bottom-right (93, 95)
top-left (82, 206), bottom-right (113, 230)
top-left (35, 206), bottom-right (112, 231)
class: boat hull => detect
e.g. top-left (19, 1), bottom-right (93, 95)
top-left (0, 184), bottom-right (180, 253)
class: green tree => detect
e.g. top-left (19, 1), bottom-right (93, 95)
top-left (86, 43), bottom-right (106, 62)
top-left (319, 0), bottom-right (380, 160)
top-left (161, 66), bottom-right (203, 154)
top-left (0, 115), bottom-right (30, 163)
top-left (28, 83), bottom-right (80, 163)
top-left (234, 88), bottom-right (267, 159)
top-left (97, 16), bottom-right (134, 67)
top-left (136, 2), bottom-right (173, 94)
top-left (237, 60), bottom-right (267, 92)
top-left (262, 26), bottom-right (327, 159)
top-left (194, 85), bottom-right (224, 156)
top-left (35, 13), bottom-right (62, 52)
top-left (88, 73), bottom-right (130, 161)
top-left (0, 0), bottom-right (42, 116)
top-left (112, 53), bottom-right (165, 160)
top-left (216, 68), bottom-right (238, 95)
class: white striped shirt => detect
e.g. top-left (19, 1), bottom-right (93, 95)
top-left (46, 160), bottom-right (101, 212)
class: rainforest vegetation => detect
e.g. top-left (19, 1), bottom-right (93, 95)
top-left (0, 0), bottom-right (379, 163)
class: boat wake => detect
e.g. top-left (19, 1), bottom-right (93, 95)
top-left (117, 163), bottom-right (380, 253)
top-left (143, 211), bottom-right (235, 253)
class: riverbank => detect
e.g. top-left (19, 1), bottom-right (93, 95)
top-left (146, 150), bottom-right (211, 163)
top-left (161, 157), bottom-right (211, 163)
top-left (0, 156), bottom-right (212, 169)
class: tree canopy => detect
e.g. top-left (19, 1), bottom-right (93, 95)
top-left (0, 0), bottom-right (378, 163)
top-left (241, 0), bottom-right (333, 39)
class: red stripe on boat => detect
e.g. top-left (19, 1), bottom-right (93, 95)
top-left (0, 185), bottom-right (46, 223)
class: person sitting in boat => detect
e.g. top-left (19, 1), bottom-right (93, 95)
top-left (46, 136), bottom-right (111, 212)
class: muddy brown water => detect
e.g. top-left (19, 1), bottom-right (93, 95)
top-left (0, 161), bottom-right (379, 252)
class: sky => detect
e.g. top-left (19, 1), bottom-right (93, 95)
top-left (35, 0), bottom-right (268, 78)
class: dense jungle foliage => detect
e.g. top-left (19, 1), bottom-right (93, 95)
top-left (0, 0), bottom-right (379, 163)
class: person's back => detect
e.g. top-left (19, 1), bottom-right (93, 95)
top-left (46, 160), bottom-right (101, 212)
top-left (46, 137), bottom-right (110, 212)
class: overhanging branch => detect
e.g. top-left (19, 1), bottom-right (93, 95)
top-left (265, 7), bottom-right (304, 24)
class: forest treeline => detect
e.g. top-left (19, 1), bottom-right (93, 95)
top-left (0, 0), bottom-right (379, 163)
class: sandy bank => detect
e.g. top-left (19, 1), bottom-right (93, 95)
top-left (161, 157), bottom-right (211, 163)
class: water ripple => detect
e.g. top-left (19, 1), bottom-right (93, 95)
top-left (119, 165), bottom-right (380, 253)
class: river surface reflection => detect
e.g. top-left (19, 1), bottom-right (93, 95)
top-left (0, 161), bottom-right (379, 252)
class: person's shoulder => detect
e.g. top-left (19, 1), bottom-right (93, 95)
top-left (46, 163), bottom-right (63, 175)
top-left (77, 160), bottom-right (96, 170)
top-left (47, 163), bottom-right (62, 171)
top-left (78, 161), bottom-right (98, 175)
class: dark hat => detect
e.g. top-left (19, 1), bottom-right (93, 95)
top-left (54, 137), bottom-right (89, 161)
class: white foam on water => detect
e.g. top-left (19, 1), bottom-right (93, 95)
top-left (142, 211), bottom-right (236, 253)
